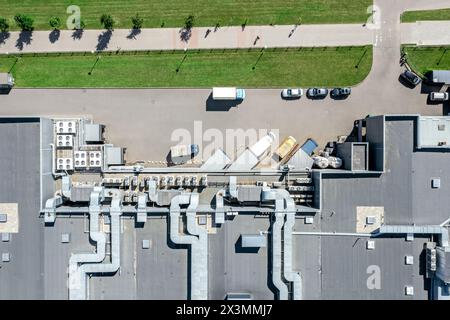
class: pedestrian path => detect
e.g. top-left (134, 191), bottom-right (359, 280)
top-left (401, 21), bottom-right (450, 46)
top-left (0, 24), bottom-right (375, 54)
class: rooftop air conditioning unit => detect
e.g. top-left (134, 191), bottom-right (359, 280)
top-left (57, 157), bottom-right (73, 171)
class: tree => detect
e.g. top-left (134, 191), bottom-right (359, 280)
top-left (14, 14), bottom-right (34, 31)
top-left (49, 16), bottom-right (61, 30)
top-left (100, 14), bottom-right (115, 30)
top-left (0, 18), bottom-right (9, 33)
top-left (184, 15), bottom-right (195, 30)
top-left (131, 13), bottom-right (143, 30)
top-left (72, 18), bottom-right (85, 30)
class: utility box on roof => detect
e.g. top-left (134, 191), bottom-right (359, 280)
top-left (84, 124), bottom-right (103, 143)
top-left (241, 234), bottom-right (266, 248)
top-left (105, 145), bottom-right (125, 166)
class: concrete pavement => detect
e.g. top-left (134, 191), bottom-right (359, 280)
top-left (0, 24), bottom-right (375, 54)
top-left (401, 21), bottom-right (450, 45)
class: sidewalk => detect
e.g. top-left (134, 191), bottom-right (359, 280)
top-left (0, 24), bottom-right (375, 54)
top-left (401, 21), bottom-right (450, 46)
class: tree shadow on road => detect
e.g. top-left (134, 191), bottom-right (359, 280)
top-left (127, 28), bottom-right (141, 40)
top-left (96, 30), bottom-right (112, 51)
top-left (0, 32), bottom-right (10, 45)
top-left (71, 29), bottom-right (84, 40)
top-left (15, 31), bottom-right (32, 51)
top-left (179, 27), bottom-right (192, 43)
top-left (49, 29), bottom-right (60, 43)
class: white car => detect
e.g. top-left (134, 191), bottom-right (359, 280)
top-left (281, 88), bottom-right (303, 99)
top-left (429, 92), bottom-right (449, 102)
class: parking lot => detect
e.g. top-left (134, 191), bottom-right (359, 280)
top-left (0, 79), bottom-right (445, 163)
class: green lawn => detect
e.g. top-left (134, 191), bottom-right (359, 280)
top-left (401, 8), bottom-right (450, 23)
top-left (0, 0), bottom-right (372, 30)
top-left (403, 46), bottom-right (450, 77)
top-left (0, 47), bottom-right (372, 88)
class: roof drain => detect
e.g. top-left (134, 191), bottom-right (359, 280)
top-left (68, 188), bottom-right (123, 300)
top-left (169, 193), bottom-right (208, 300)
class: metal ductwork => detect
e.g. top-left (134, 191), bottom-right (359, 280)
top-left (262, 187), bottom-right (303, 300)
top-left (278, 189), bottom-right (303, 300)
top-left (68, 187), bottom-right (123, 300)
top-left (214, 189), bottom-right (226, 225)
top-left (44, 195), bottom-right (63, 225)
top-left (136, 194), bottom-right (148, 223)
top-left (169, 193), bottom-right (208, 300)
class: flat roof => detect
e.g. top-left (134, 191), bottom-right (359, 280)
top-left (0, 119), bottom-right (44, 299)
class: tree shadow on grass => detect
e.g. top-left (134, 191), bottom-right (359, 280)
top-left (0, 32), bottom-right (10, 45)
top-left (15, 31), bottom-right (32, 51)
top-left (72, 29), bottom-right (84, 40)
top-left (49, 29), bottom-right (60, 43)
top-left (127, 28), bottom-right (141, 40)
top-left (96, 30), bottom-right (112, 51)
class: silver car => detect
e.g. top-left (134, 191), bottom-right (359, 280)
top-left (281, 88), bottom-right (303, 99)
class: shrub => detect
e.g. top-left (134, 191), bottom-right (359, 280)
top-left (131, 13), bottom-right (143, 30)
top-left (14, 14), bottom-right (34, 31)
top-left (100, 14), bottom-right (115, 30)
top-left (0, 18), bottom-right (9, 32)
top-left (184, 15), bottom-right (194, 29)
top-left (49, 16), bottom-right (61, 29)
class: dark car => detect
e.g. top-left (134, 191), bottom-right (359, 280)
top-left (330, 87), bottom-right (351, 98)
top-left (400, 70), bottom-right (421, 87)
top-left (307, 88), bottom-right (328, 98)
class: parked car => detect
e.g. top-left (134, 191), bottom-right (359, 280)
top-left (281, 88), bottom-right (303, 99)
top-left (429, 92), bottom-right (449, 102)
top-left (307, 88), bottom-right (328, 98)
top-left (330, 87), bottom-right (351, 98)
top-left (400, 70), bottom-right (421, 87)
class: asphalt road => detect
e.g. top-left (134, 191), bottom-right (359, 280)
top-left (0, 83), bottom-right (444, 163)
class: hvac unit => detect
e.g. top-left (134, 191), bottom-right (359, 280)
top-left (74, 151), bottom-right (88, 168)
top-left (160, 176), bottom-right (167, 187)
top-left (200, 175), bottom-right (208, 187)
top-left (55, 121), bottom-right (77, 135)
top-left (57, 157), bottom-right (73, 171)
top-left (131, 176), bottom-right (138, 188)
top-left (57, 135), bottom-right (73, 148)
top-left (88, 151), bottom-right (102, 168)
